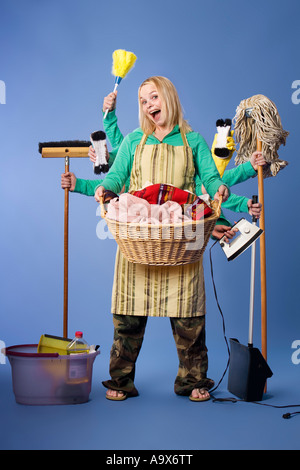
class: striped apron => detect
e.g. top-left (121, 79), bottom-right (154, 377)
top-left (111, 130), bottom-right (206, 318)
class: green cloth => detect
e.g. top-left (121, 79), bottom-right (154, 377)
top-left (100, 125), bottom-right (228, 199)
top-left (75, 110), bottom-right (255, 212)
top-left (104, 108), bottom-right (124, 167)
top-left (73, 109), bottom-right (257, 230)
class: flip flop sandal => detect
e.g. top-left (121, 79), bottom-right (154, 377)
top-left (106, 390), bottom-right (127, 401)
top-left (189, 388), bottom-right (210, 402)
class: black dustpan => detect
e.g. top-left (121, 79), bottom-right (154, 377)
top-left (227, 197), bottom-right (273, 402)
top-left (227, 338), bottom-right (273, 402)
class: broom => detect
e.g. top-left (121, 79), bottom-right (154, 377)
top-left (103, 49), bottom-right (137, 119)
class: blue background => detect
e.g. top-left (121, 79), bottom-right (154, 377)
top-left (1, 0), bottom-right (300, 450)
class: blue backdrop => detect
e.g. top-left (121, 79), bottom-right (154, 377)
top-left (1, 0), bottom-right (299, 451)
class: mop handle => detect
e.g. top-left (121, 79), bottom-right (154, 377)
top-left (248, 195), bottom-right (258, 347)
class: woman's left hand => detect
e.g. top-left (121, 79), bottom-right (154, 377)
top-left (247, 199), bottom-right (262, 218)
top-left (250, 151), bottom-right (266, 170)
top-left (212, 224), bottom-right (238, 242)
top-left (214, 184), bottom-right (229, 202)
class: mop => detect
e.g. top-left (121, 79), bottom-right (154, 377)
top-left (234, 94), bottom-right (289, 178)
top-left (233, 94), bottom-right (289, 378)
top-left (103, 49), bottom-right (137, 119)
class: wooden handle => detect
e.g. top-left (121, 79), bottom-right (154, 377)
top-left (99, 196), bottom-right (107, 218)
top-left (63, 157), bottom-right (69, 338)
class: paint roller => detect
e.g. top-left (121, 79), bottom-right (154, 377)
top-left (104, 49), bottom-right (137, 119)
top-left (90, 130), bottom-right (108, 174)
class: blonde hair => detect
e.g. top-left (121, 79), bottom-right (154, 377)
top-left (234, 94), bottom-right (289, 178)
top-left (138, 76), bottom-right (192, 135)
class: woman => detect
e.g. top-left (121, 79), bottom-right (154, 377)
top-left (94, 76), bottom-right (230, 402)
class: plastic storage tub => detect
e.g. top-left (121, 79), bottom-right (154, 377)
top-left (4, 344), bottom-right (100, 405)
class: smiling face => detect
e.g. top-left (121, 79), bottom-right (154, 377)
top-left (139, 83), bottom-right (166, 129)
top-left (138, 76), bottom-right (191, 136)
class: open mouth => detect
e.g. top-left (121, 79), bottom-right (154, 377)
top-left (150, 110), bottom-right (161, 121)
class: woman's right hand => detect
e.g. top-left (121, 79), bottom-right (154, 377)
top-left (102, 91), bottom-right (117, 113)
top-left (88, 144), bottom-right (109, 164)
top-left (94, 185), bottom-right (105, 202)
top-left (61, 172), bottom-right (76, 191)
top-left (88, 145), bottom-right (96, 163)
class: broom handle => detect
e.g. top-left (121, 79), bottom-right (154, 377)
top-left (257, 138), bottom-right (267, 367)
top-left (63, 156), bottom-right (69, 338)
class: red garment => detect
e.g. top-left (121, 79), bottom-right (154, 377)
top-left (130, 184), bottom-right (212, 220)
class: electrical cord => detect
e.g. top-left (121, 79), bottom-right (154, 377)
top-left (209, 240), bottom-right (300, 419)
top-left (208, 240), bottom-right (230, 393)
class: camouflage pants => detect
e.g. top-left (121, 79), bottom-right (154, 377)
top-left (102, 314), bottom-right (214, 396)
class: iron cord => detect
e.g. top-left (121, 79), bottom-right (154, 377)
top-left (209, 241), bottom-right (300, 419)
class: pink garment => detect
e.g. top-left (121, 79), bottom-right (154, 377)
top-left (106, 193), bottom-right (189, 224)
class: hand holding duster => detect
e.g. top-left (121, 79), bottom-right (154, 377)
top-left (104, 49), bottom-right (137, 118)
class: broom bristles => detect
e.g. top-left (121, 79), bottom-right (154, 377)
top-left (112, 49), bottom-right (137, 79)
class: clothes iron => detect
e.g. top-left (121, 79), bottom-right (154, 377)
top-left (219, 217), bottom-right (263, 261)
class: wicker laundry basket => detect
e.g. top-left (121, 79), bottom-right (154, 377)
top-left (100, 197), bottom-right (222, 266)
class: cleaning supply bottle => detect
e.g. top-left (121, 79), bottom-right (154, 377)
top-left (67, 332), bottom-right (90, 383)
top-left (67, 332), bottom-right (90, 355)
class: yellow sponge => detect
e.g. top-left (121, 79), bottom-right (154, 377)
top-left (38, 334), bottom-right (72, 355)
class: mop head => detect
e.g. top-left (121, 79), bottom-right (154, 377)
top-left (211, 119), bottom-right (236, 177)
top-left (234, 94), bottom-right (289, 178)
top-left (90, 130), bottom-right (108, 174)
top-left (112, 49), bottom-right (137, 80)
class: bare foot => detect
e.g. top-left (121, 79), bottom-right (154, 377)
top-left (106, 389), bottom-right (127, 401)
top-left (189, 388), bottom-right (210, 402)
